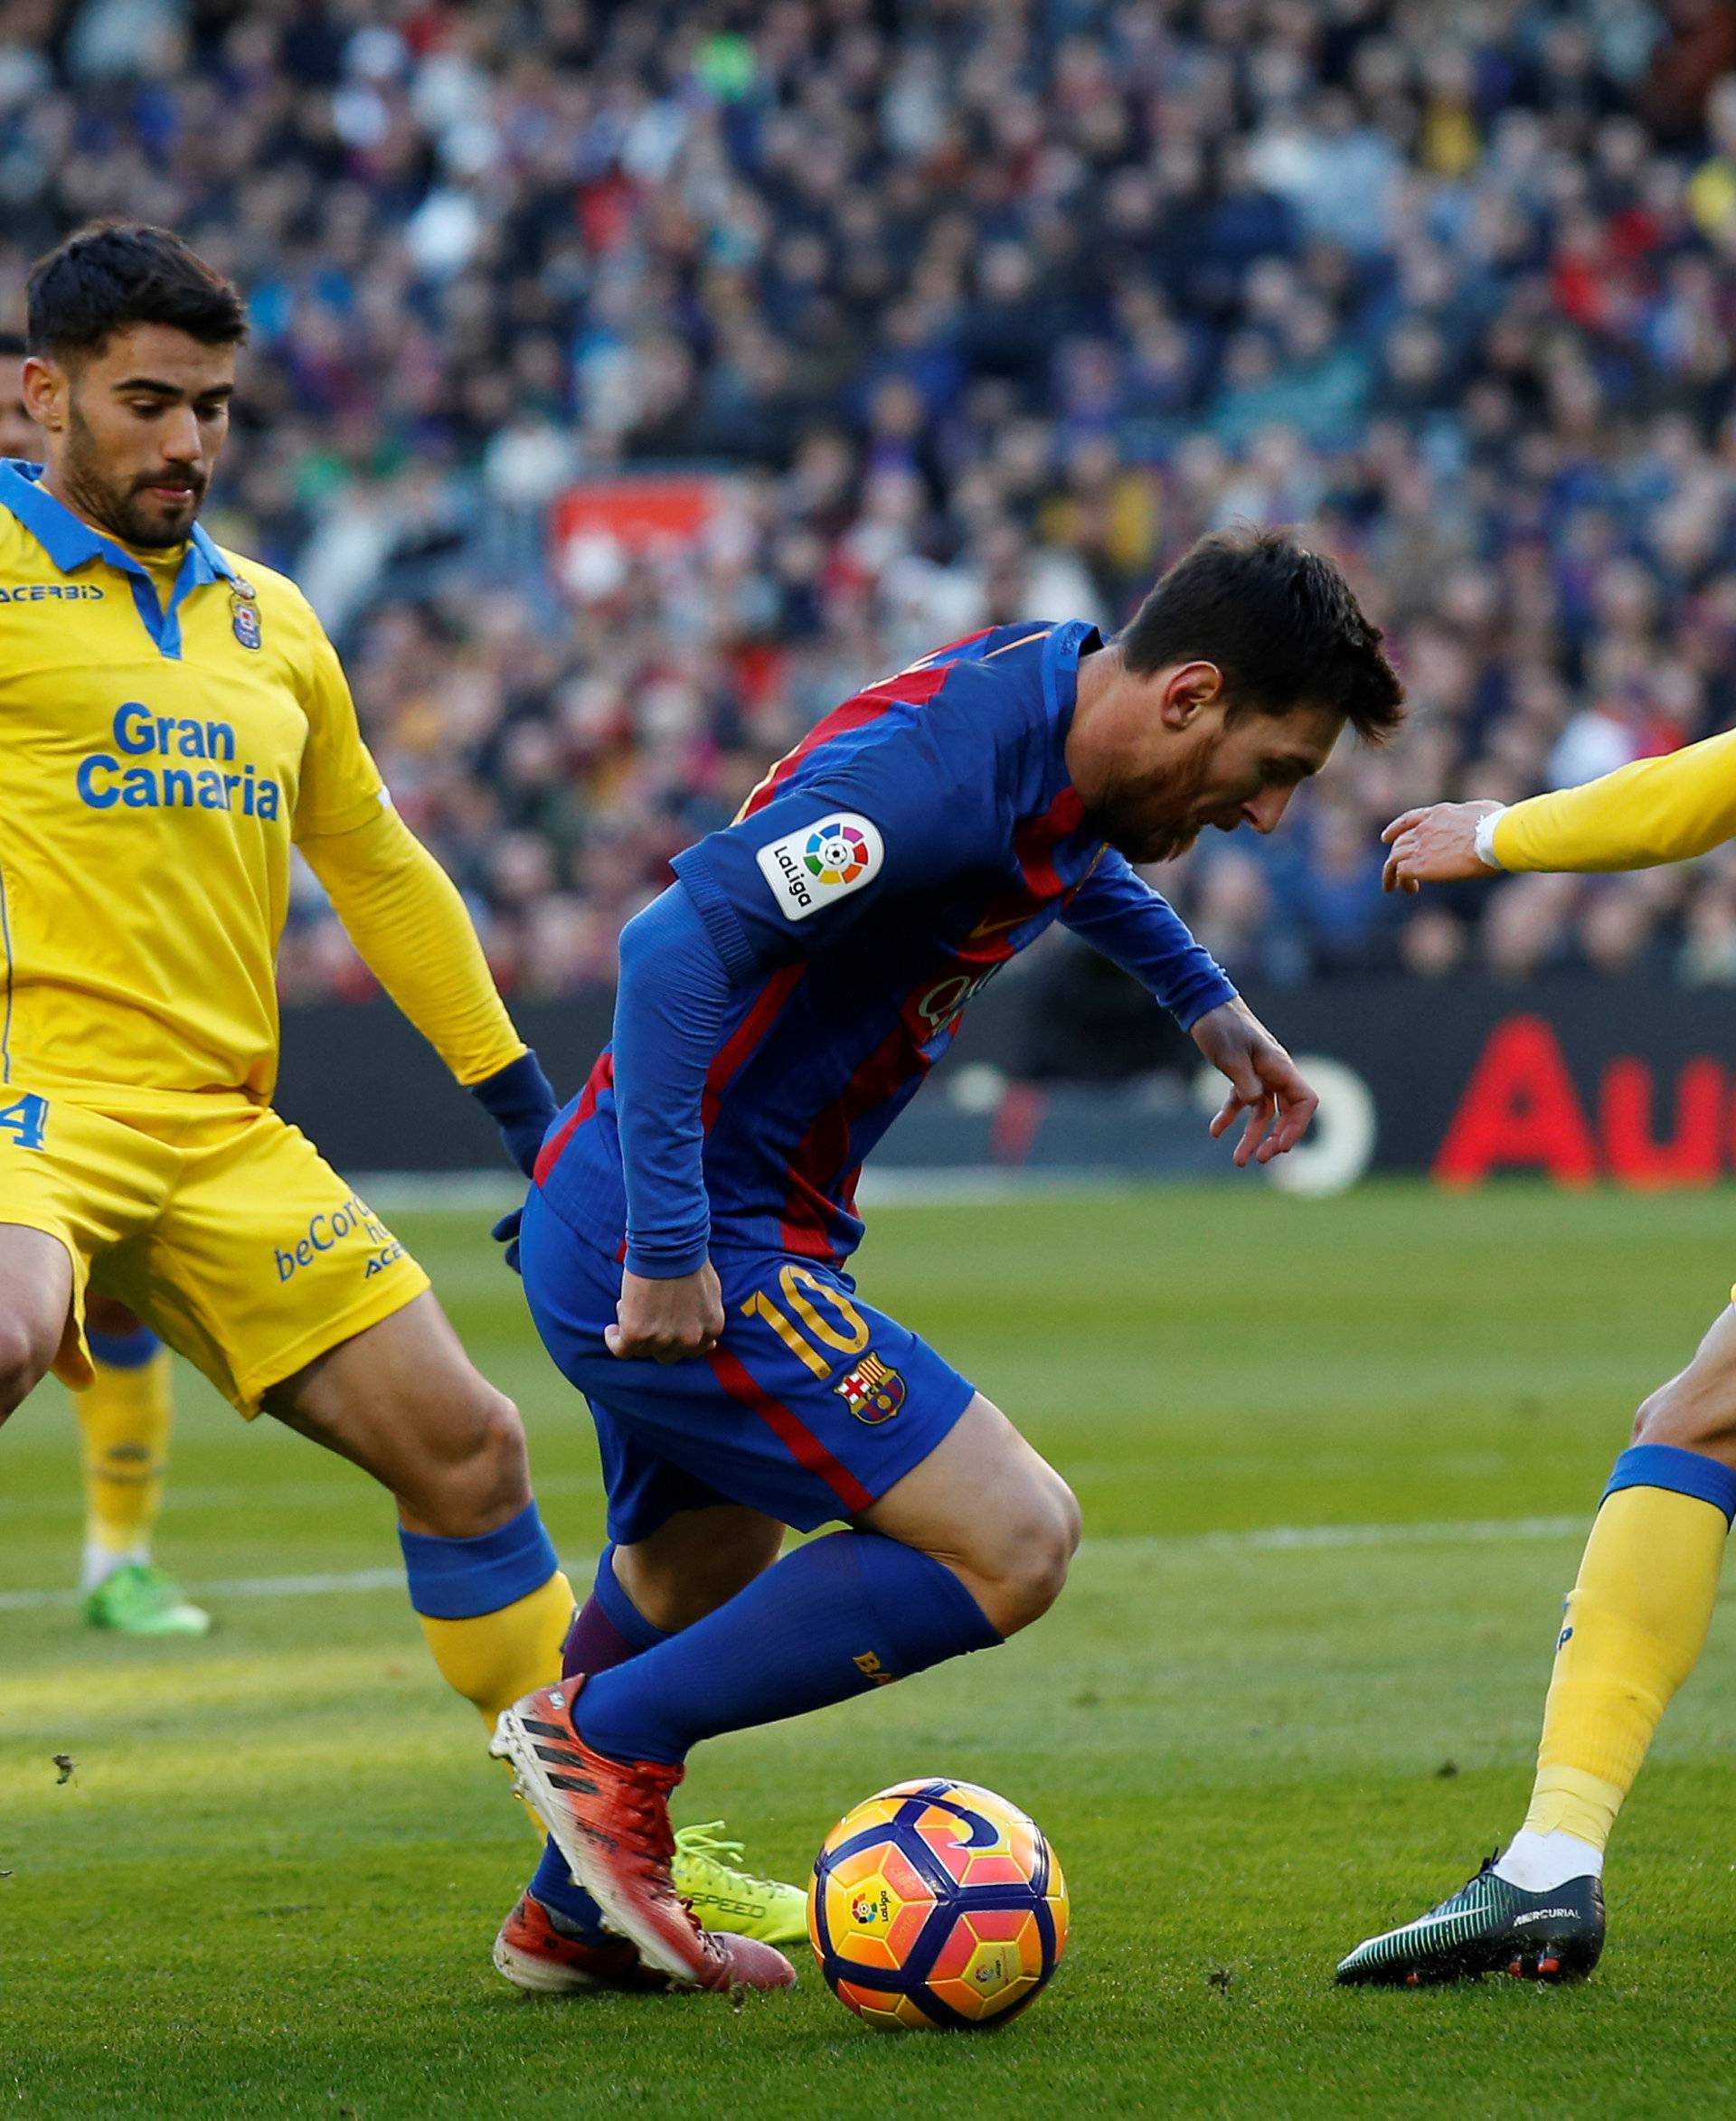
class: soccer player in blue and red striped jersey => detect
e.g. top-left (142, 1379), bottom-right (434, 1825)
top-left (491, 527), bottom-right (1404, 1996)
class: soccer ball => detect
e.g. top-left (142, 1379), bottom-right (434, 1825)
top-left (807, 1778), bottom-right (1069, 2031)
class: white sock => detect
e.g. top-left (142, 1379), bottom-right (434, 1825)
top-left (80, 1541), bottom-right (148, 1594)
top-left (1494, 1827), bottom-right (1604, 1892)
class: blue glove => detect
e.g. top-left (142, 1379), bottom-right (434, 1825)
top-left (469, 1050), bottom-right (559, 1180)
top-left (491, 1207), bottom-right (523, 1275)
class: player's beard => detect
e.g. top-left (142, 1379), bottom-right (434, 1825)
top-left (1099, 732), bottom-right (1218, 865)
top-left (63, 393), bottom-right (207, 549)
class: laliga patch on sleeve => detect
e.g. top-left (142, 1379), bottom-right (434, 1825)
top-left (755, 813), bottom-right (885, 921)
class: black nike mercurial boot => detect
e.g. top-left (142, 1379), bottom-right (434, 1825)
top-left (1336, 1854), bottom-right (1605, 1986)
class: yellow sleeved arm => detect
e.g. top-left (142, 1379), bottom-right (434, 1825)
top-left (293, 620), bottom-right (392, 837)
top-left (1493, 727), bottom-right (1736, 873)
top-left (298, 802), bottom-right (525, 1087)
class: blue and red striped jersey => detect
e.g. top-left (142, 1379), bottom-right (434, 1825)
top-left (536, 620), bottom-right (1233, 1268)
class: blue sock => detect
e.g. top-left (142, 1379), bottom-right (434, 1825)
top-left (573, 1541), bottom-right (672, 1663)
top-left (575, 1532), bottom-right (1001, 1767)
top-left (1604, 1442), bottom-right (1736, 1516)
top-left (86, 1323), bottom-right (160, 1368)
top-left (396, 1499), bottom-right (561, 1621)
top-left (530, 1547), bottom-right (669, 1938)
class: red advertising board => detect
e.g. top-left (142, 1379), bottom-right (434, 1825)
top-left (551, 474), bottom-right (731, 561)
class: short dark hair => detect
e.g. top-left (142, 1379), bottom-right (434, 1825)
top-left (1118, 525), bottom-right (1403, 742)
top-left (25, 223), bottom-right (248, 362)
top-left (0, 328), bottom-right (24, 359)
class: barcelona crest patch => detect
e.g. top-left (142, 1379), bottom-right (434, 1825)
top-left (835, 1353), bottom-right (905, 1424)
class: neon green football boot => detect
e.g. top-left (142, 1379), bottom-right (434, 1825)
top-left (83, 1562), bottom-right (212, 1637)
top-left (672, 1820), bottom-right (809, 1946)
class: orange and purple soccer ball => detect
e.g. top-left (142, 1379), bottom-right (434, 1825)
top-left (807, 1778), bottom-right (1069, 2030)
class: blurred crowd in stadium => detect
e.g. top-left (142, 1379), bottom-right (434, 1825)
top-left (7, 0), bottom-right (1736, 1003)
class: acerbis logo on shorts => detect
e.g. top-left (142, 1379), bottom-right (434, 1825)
top-left (755, 812), bottom-right (883, 921)
top-left (274, 1192), bottom-right (399, 1283)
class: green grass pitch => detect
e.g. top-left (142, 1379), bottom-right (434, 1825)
top-left (5, 1181), bottom-right (1736, 2118)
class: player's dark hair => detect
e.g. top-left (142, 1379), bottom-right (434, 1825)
top-left (0, 328), bottom-right (24, 358)
top-left (1118, 525), bottom-right (1404, 741)
top-left (25, 223), bottom-right (248, 362)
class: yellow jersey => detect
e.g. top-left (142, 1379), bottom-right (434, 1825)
top-left (0, 459), bottom-right (397, 1105)
top-left (1493, 726), bottom-right (1736, 874)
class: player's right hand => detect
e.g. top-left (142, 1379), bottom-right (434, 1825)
top-left (1381, 800), bottom-right (1504, 891)
top-left (1192, 996), bottom-right (1317, 1166)
top-left (608, 1263), bottom-right (725, 1364)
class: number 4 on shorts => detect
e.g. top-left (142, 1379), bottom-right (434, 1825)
top-left (0, 1093), bottom-right (49, 1150)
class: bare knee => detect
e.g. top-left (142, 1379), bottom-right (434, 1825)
top-left (263, 1296), bottom-right (537, 1536)
top-left (957, 1467), bottom-right (1080, 1636)
top-left (1632, 1381), bottom-right (1675, 1447)
top-left (401, 1387), bottom-right (531, 1539)
top-left (0, 1315), bottom-right (60, 1419)
top-left (0, 1228), bottom-right (73, 1419)
top-left (864, 1394), bottom-right (1080, 1636)
top-left (1621, 1302), bottom-right (1736, 1465)
top-left (1631, 1364), bottom-right (1736, 1463)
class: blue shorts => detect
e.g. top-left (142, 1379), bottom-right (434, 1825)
top-left (519, 1187), bottom-right (977, 1541)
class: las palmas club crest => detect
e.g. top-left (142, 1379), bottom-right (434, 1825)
top-left (835, 1353), bottom-right (905, 1424)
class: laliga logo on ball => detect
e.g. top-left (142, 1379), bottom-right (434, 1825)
top-left (805, 820), bottom-right (870, 886)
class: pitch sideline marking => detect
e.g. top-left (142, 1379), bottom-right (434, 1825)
top-left (1179, 1513), bottom-right (1584, 1554)
top-left (0, 1467), bottom-right (604, 1523)
top-left (0, 1514), bottom-right (1587, 1614)
top-left (0, 1568), bottom-right (410, 1613)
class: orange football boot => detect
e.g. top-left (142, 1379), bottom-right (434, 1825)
top-left (493, 1889), bottom-right (670, 1994)
top-left (491, 1680), bottom-right (796, 1995)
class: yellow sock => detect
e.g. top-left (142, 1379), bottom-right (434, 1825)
top-left (76, 1345), bottom-right (174, 1579)
top-left (401, 1507), bottom-right (574, 1840)
top-left (418, 1570), bottom-right (574, 1727)
top-left (1525, 1468), bottom-right (1731, 1852)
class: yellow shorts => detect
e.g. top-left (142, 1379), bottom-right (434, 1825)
top-left (0, 1086), bottom-right (429, 1414)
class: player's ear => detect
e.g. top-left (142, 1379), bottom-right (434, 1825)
top-left (22, 355), bottom-right (66, 433)
top-left (1159, 660), bottom-right (1224, 730)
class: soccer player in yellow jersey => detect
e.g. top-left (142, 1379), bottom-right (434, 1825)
top-left (0, 222), bottom-right (583, 1720)
top-left (0, 324), bottom-right (204, 1638)
top-left (1338, 740), bottom-right (1736, 1984)
top-left (0, 223), bottom-right (804, 1981)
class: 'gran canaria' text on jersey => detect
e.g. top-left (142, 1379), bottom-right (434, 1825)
top-left (75, 702), bottom-right (283, 819)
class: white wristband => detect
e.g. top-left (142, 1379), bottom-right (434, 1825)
top-left (1473, 806), bottom-right (1506, 871)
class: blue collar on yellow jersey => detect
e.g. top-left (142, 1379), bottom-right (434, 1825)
top-left (0, 458), bottom-right (241, 662)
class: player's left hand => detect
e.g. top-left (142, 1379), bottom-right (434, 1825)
top-left (469, 1049), bottom-right (560, 1179)
top-left (491, 1207), bottom-right (523, 1274)
top-left (1381, 800), bottom-right (1504, 892)
top-left (1190, 997), bottom-right (1317, 1167)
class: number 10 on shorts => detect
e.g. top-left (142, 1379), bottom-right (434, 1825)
top-left (742, 1264), bottom-right (870, 1379)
